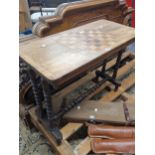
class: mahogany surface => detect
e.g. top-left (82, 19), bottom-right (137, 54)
top-left (64, 101), bottom-right (135, 124)
top-left (20, 19), bottom-right (134, 88)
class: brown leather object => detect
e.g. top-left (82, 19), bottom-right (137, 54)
top-left (88, 125), bottom-right (135, 138)
top-left (91, 138), bottom-right (135, 154)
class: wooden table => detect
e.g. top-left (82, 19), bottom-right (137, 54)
top-left (20, 19), bottom-right (134, 86)
top-left (20, 19), bottom-right (135, 144)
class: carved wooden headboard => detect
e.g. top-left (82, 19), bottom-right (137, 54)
top-left (32, 0), bottom-right (133, 37)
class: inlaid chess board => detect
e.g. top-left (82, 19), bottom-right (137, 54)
top-left (58, 24), bottom-right (132, 52)
top-left (20, 19), bottom-right (135, 87)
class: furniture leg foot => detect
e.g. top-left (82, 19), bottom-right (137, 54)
top-left (49, 126), bottom-right (63, 145)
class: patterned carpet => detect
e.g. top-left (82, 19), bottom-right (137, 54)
top-left (19, 118), bottom-right (54, 155)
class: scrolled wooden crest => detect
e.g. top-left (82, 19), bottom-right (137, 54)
top-left (32, 0), bottom-right (134, 37)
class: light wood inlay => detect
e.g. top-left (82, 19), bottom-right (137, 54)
top-left (20, 19), bottom-right (134, 87)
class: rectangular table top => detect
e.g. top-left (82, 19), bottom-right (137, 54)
top-left (20, 19), bottom-right (135, 87)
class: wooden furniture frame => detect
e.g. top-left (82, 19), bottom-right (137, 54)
top-left (32, 0), bottom-right (134, 37)
top-left (20, 0), bottom-right (134, 109)
top-left (20, 51), bottom-right (135, 155)
top-left (20, 19), bottom-right (134, 144)
top-left (19, 0), bottom-right (134, 102)
top-left (19, 0), bottom-right (134, 153)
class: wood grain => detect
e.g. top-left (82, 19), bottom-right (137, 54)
top-left (64, 101), bottom-right (134, 124)
top-left (61, 123), bottom-right (83, 140)
top-left (20, 19), bottom-right (134, 88)
top-left (32, 0), bottom-right (133, 37)
top-left (101, 73), bottom-right (135, 101)
top-left (24, 52), bottom-right (135, 155)
top-left (51, 51), bottom-right (132, 112)
top-left (74, 72), bottom-right (135, 155)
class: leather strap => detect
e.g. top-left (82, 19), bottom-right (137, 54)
top-left (91, 138), bottom-right (135, 154)
top-left (88, 125), bottom-right (135, 138)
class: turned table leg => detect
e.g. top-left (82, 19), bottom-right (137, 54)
top-left (93, 60), bottom-right (107, 83)
top-left (41, 79), bottom-right (62, 145)
top-left (112, 50), bottom-right (124, 90)
top-left (112, 50), bottom-right (124, 79)
top-left (93, 50), bottom-right (125, 90)
top-left (28, 69), bottom-right (43, 118)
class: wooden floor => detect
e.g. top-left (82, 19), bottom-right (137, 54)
top-left (20, 51), bottom-right (135, 155)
